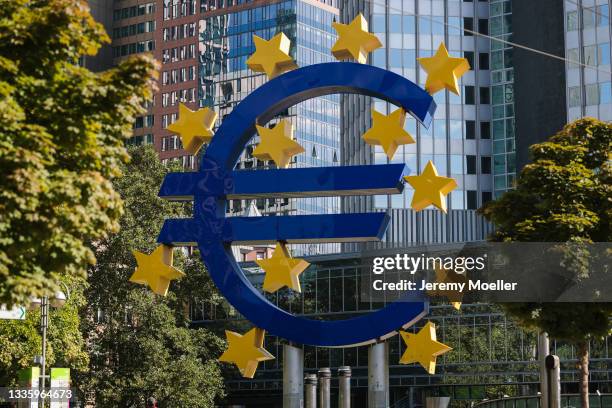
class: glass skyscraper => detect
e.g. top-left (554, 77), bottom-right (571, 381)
top-left (342, 0), bottom-right (493, 247)
top-left (489, 0), bottom-right (515, 197)
top-left (197, 0), bottom-right (341, 254)
top-left (565, 0), bottom-right (611, 121)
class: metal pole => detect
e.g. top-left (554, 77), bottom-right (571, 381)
top-left (538, 332), bottom-right (550, 408)
top-left (283, 344), bottom-right (304, 408)
top-left (318, 367), bottom-right (331, 408)
top-left (368, 341), bottom-right (389, 408)
top-left (40, 296), bottom-right (48, 408)
top-left (305, 373), bottom-right (317, 408)
top-left (545, 355), bottom-right (561, 408)
top-left (338, 366), bottom-right (351, 408)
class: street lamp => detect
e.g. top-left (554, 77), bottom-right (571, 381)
top-left (29, 283), bottom-right (70, 407)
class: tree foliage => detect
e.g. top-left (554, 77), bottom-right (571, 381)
top-left (0, 0), bottom-right (157, 306)
top-left (0, 278), bottom-right (89, 386)
top-left (479, 118), bottom-right (612, 341)
top-left (80, 146), bottom-right (224, 407)
top-left (479, 118), bottom-right (612, 407)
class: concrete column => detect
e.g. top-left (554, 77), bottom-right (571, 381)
top-left (368, 342), bottom-right (389, 408)
top-left (318, 367), bottom-right (331, 408)
top-left (538, 332), bottom-right (550, 408)
top-left (338, 366), bottom-right (351, 408)
top-left (283, 344), bottom-right (304, 408)
top-left (545, 355), bottom-right (561, 408)
top-left (305, 373), bottom-right (317, 408)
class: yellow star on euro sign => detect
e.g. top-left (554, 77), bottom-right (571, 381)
top-left (256, 242), bottom-right (310, 293)
top-left (404, 161), bottom-right (457, 213)
top-left (428, 266), bottom-right (468, 310)
top-left (246, 32), bottom-right (298, 79)
top-left (219, 328), bottom-right (274, 378)
top-left (362, 108), bottom-right (415, 159)
top-left (252, 119), bottom-right (305, 168)
top-left (166, 103), bottom-right (217, 156)
top-left (399, 321), bottom-right (452, 374)
top-left (418, 42), bottom-right (470, 95)
top-left (331, 13), bottom-right (382, 64)
top-left (130, 245), bottom-right (185, 296)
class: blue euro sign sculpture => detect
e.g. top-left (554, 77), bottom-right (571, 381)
top-left (157, 62), bottom-right (436, 347)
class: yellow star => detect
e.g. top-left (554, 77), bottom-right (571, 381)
top-left (166, 103), bottom-right (217, 155)
top-left (130, 245), bottom-right (185, 296)
top-left (252, 120), bottom-right (305, 169)
top-left (418, 42), bottom-right (470, 95)
top-left (427, 266), bottom-right (468, 309)
top-left (219, 328), bottom-right (274, 378)
top-left (246, 33), bottom-right (298, 79)
top-left (399, 321), bottom-right (452, 374)
top-left (331, 13), bottom-right (382, 64)
top-left (362, 108), bottom-right (415, 159)
top-left (256, 242), bottom-right (310, 293)
top-left (404, 161), bottom-right (457, 213)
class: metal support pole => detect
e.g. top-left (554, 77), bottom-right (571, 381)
top-left (545, 355), bottom-right (561, 408)
top-left (368, 341), bottom-right (389, 408)
top-left (318, 368), bottom-right (331, 408)
top-left (538, 332), bottom-right (550, 408)
top-left (283, 344), bottom-right (304, 408)
top-left (40, 296), bottom-right (49, 408)
top-left (305, 373), bottom-right (317, 408)
top-left (338, 366), bottom-right (351, 408)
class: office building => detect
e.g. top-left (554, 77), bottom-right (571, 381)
top-left (197, 0), bottom-right (341, 230)
top-left (494, 0), bottom-right (610, 183)
top-left (191, 253), bottom-right (612, 407)
top-left (342, 0), bottom-right (494, 247)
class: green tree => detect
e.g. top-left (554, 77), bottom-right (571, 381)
top-left (0, 277), bottom-right (89, 386)
top-left (81, 146), bottom-right (225, 407)
top-left (479, 118), bottom-right (612, 408)
top-left (0, 0), bottom-right (157, 306)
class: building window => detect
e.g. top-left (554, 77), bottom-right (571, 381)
top-left (466, 155), bottom-right (477, 175)
top-left (482, 191), bottom-right (492, 205)
top-left (467, 190), bottom-right (478, 210)
top-left (567, 11), bottom-right (579, 31)
top-left (586, 84), bottom-right (599, 106)
top-left (481, 156), bottom-right (491, 174)
top-left (479, 53), bottom-right (489, 70)
top-left (463, 17), bottom-right (474, 36)
top-left (480, 87), bottom-right (490, 104)
top-left (465, 120), bottom-right (476, 140)
top-left (478, 19), bottom-right (489, 35)
top-left (464, 52), bottom-right (474, 69)
top-left (465, 86), bottom-right (475, 105)
top-left (600, 82), bottom-right (611, 104)
top-left (480, 121), bottom-right (491, 139)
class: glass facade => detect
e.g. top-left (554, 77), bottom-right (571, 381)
top-left (340, 0), bottom-right (493, 249)
top-left (191, 257), bottom-right (612, 405)
top-left (564, 0), bottom-right (612, 122)
top-left (368, 0), bottom-right (492, 212)
top-left (489, 0), bottom-right (515, 196)
top-left (198, 0), bottom-right (340, 254)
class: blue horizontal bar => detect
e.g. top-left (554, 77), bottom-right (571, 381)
top-left (157, 213), bottom-right (390, 245)
top-left (159, 164), bottom-right (407, 201)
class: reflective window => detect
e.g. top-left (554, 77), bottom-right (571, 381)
top-left (389, 14), bottom-right (402, 32)
top-left (586, 84), bottom-right (599, 106)
top-left (599, 82), bottom-right (611, 104)
top-left (598, 43), bottom-right (610, 66)
top-left (569, 86), bottom-right (582, 107)
top-left (567, 10), bottom-right (578, 31)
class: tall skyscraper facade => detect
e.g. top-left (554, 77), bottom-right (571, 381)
top-left (342, 0), bottom-right (494, 246)
top-left (496, 0), bottom-right (610, 176)
top-left (197, 0), bottom-right (340, 224)
top-left (564, 0), bottom-right (611, 122)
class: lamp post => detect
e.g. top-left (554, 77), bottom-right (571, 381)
top-left (30, 285), bottom-right (69, 407)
